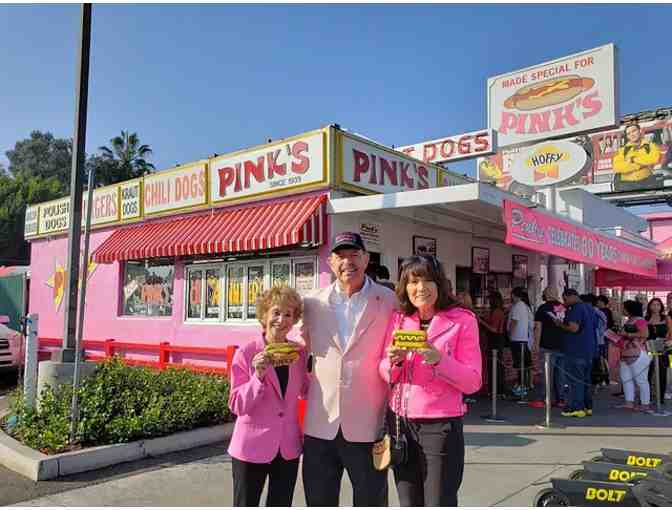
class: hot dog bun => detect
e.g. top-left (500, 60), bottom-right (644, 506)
top-left (504, 75), bottom-right (594, 111)
top-left (392, 329), bottom-right (428, 350)
top-left (264, 342), bottom-right (301, 366)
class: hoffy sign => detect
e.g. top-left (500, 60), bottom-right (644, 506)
top-left (488, 44), bottom-right (617, 147)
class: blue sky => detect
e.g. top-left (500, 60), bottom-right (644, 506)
top-left (1, 4), bottom-right (671, 182)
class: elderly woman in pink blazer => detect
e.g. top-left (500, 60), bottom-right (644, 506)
top-left (379, 255), bottom-right (482, 507)
top-left (228, 286), bottom-right (309, 507)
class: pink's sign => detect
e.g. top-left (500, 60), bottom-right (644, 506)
top-left (504, 200), bottom-right (657, 277)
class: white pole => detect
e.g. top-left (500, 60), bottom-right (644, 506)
top-left (23, 314), bottom-right (39, 409)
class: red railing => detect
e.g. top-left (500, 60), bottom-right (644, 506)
top-left (38, 337), bottom-right (238, 376)
top-left (38, 337), bottom-right (307, 429)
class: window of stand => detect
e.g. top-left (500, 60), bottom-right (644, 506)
top-left (184, 255), bottom-right (318, 323)
top-left (122, 259), bottom-right (175, 317)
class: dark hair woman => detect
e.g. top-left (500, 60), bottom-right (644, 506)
top-left (617, 300), bottom-right (651, 411)
top-left (645, 298), bottom-right (672, 406)
top-left (378, 255), bottom-right (482, 506)
top-left (478, 291), bottom-right (506, 395)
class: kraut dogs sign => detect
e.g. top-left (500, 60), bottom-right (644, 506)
top-left (488, 44), bottom-right (617, 148)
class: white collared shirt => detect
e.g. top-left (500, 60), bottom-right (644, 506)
top-left (329, 277), bottom-right (371, 350)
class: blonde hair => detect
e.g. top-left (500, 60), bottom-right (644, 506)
top-left (256, 286), bottom-right (303, 326)
top-left (543, 286), bottom-right (559, 301)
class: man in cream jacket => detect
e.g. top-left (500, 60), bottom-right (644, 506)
top-left (301, 232), bottom-right (397, 507)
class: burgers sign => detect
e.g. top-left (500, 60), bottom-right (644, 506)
top-left (488, 44), bottom-right (617, 148)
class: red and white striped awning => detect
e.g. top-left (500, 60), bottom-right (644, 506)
top-left (92, 194), bottom-right (327, 263)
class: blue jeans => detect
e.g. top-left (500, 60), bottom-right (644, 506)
top-left (564, 356), bottom-right (593, 411)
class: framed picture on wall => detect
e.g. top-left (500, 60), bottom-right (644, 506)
top-left (512, 254), bottom-right (528, 280)
top-left (412, 235), bottom-right (437, 256)
top-left (471, 247), bottom-right (490, 274)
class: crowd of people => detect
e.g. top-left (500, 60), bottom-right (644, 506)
top-left (477, 285), bottom-right (672, 417)
top-left (228, 232), bottom-right (481, 507)
top-left (225, 230), bottom-right (672, 507)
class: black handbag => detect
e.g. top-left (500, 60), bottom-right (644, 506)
top-left (372, 410), bottom-right (408, 470)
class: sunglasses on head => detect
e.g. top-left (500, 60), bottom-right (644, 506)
top-left (401, 255), bottom-right (441, 273)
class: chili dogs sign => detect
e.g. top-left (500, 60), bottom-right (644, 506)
top-left (504, 199), bottom-right (657, 277)
top-left (144, 162), bottom-right (207, 216)
top-left (209, 132), bottom-right (326, 204)
top-left (396, 129), bottom-right (495, 164)
top-left (488, 44), bottom-right (617, 148)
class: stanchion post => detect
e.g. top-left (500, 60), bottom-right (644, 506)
top-left (537, 351), bottom-right (564, 428)
top-left (520, 342), bottom-right (526, 389)
top-left (654, 350), bottom-right (662, 414)
top-left (544, 351), bottom-right (551, 428)
top-left (491, 348), bottom-right (497, 417)
top-left (482, 348), bottom-right (507, 423)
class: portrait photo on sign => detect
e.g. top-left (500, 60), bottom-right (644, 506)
top-left (513, 254), bottom-right (528, 280)
top-left (472, 247), bottom-right (490, 274)
top-left (413, 235), bottom-right (437, 256)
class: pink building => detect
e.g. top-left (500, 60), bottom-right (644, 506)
top-left (26, 126), bottom-right (660, 370)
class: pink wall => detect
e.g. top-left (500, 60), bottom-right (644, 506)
top-left (643, 213), bottom-right (672, 243)
top-left (29, 193), bottom-right (334, 355)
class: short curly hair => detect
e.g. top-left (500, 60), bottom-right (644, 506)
top-left (256, 286), bottom-right (303, 326)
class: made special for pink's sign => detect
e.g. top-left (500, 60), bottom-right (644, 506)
top-left (503, 200), bottom-right (657, 277)
top-left (488, 44), bottom-right (616, 148)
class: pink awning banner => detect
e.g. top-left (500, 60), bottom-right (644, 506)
top-left (503, 199), bottom-right (658, 278)
top-left (595, 260), bottom-right (672, 290)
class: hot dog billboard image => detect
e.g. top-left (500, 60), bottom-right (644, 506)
top-left (488, 44), bottom-right (617, 148)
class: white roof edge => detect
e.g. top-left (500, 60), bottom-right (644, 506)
top-left (327, 183), bottom-right (483, 214)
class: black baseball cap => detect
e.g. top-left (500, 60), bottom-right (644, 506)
top-left (562, 288), bottom-right (579, 297)
top-left (331, 232), bottom-right (366, 252)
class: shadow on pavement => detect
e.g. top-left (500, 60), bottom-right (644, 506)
top-left (0, 440), bottom-right (232, 506)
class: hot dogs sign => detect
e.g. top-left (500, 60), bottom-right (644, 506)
top-left (488, 44), bottom-right (617, 148)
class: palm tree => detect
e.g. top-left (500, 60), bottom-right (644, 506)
top-left (98, 131), bottom-right (155, 183)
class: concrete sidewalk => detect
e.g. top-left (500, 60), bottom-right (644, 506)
top-left (5, 392), bottom-right (672, 507)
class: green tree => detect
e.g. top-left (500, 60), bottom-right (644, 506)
top-left (6, 131), bottom-right (72, 192)
top-left (95, 130), bottom-right (154, 186)
top-left (0, 173), bottom-right (62, 264)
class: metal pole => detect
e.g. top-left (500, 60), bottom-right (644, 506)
top-left (654, 350), bottom-right (662, 414)
top-left (520, 342), bottom-right (526, 389)
top-left (491, 348), bottom-right (497, 417)
top-left (544, 352), bottom-right (552, 428)
top-left (482, 349), bottom-right (507, 422)
top-left (23, 314), bottom-right (39, 410)
top-left (58, 3), bottom-right (92, 363)
top-left (69, 167), bottom-right (94, 444)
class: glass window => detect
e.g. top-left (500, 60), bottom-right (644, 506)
top-left (122, 260), bottom-right (174, 317)
top-left (187, 269), bottom-right (203, 319)
top-left (227, 265), bottom-right (245, 320)
top-left (293, 258), bottom-right (316, 296)
top-left (271, 260), bottom-right (291, 288)
top-left (183, 255), bottom-right (317, 323)
top-left (205, 269), bottom-right (221, 319)
top-left (247, 265), bottom-right (265, 320)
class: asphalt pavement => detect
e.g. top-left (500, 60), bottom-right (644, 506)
top-left (2, 388), bottom-right (671, 507)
